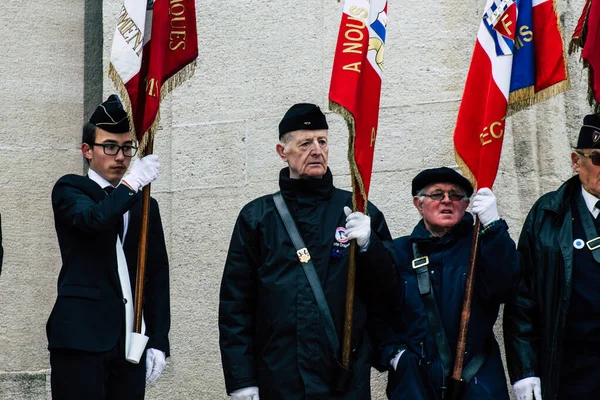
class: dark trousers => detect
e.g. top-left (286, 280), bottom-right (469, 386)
top-left (387, 350), bottom-right (509, 400)
top-left (558, 352), bottom-right (600, 399)
top-left (50, 339), bottom-right (146, 400)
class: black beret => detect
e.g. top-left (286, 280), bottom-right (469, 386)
top-left (278, 103), bottom-right (329, 139)
top-left (89, 94), bottom-right (130, 134)
top-left (576, 113), bottom-right (600, 149)
top-left (412, 167), bottom-right (474, 197)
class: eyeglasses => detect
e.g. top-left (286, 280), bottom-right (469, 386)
top-left (576, 150), bottom-right (600, 166)
top-left (422, 191), bottom-right (468, 202)
top-left (93, 143), bottom-right (138, 157)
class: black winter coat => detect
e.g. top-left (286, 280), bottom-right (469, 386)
top-left (219, 168), bottom-right (397, 399)
top-left (503, 175), bottom-right (582, 400)
top-left (370, 214), bottom-right (519, 399)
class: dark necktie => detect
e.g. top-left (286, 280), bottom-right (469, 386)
top-left (104, 187), bottom-right (124, 241)
top-left (596, 201), bottom-right (600, 220)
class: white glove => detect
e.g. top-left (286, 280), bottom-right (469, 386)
top-left (344, 206), bottom-right (371, 252)
top-left (513, 377), bottom-right (542, 400)
top-left (230, 386), bottom-right (260, 400)
top-left (145, 348), bottom-right (167, 387)
top-left (123, 154), bottom-right (160, 193)
top-left (471, 187), bottom-right (499, 227)
top-left (390, 349), bottom-right (406, 371)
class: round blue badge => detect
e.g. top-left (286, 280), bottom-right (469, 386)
top-left (573, 238), bottom-right (585, 250)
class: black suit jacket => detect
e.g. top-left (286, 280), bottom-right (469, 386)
top-left (47, 174), bottom-right (170, 355)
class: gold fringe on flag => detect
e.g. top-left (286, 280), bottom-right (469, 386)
top-left (329, 100), bottom-right (369, 213)
top-left (108, 61), bottom-right (197, 155)
top-left (507, 0), bottom-right (570, 115)
top-left (454, 149), bottom-right (478, 191)
top-left (568, 0), bottom-right (592, 54)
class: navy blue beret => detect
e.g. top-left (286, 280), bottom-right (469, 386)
top-left (278, 103), bottom-right (329, 139)
top-left (412, 167), bottom-right (474, 197)
top-left (576, 113), bottom-right (600, 149)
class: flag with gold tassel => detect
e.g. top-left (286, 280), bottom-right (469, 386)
top-left (454, 0), bottom-right (568, 189)
top-left (109, 0), bottom-right (198, 151)
top-left (570, 0), bottom-right (600, 110)
top-left (329, 0), bottom-right (388, 212)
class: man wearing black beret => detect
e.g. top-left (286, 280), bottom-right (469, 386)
top-left (505, 113), bottom-right (600, 399)
top-left (47, 95), bottom-right (170, 399)
top-left (219, 103), bottom-right (398, 399)
top-left (369, 167), bottom-right (519, 399)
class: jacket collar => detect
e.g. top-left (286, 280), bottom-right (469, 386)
top-left (409, 212), bottom-right (474, 245)
top-left (539, 175), bottom-right (581, 215)
top-left (279, 167), bottom-right (335, 201)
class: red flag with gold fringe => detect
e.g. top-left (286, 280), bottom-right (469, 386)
top-left (329, 0), bottom-right (388, 212)
top-left (109, 0), bottom-right (198, 150)
top-left (570, 0), bottom-right (600, 108)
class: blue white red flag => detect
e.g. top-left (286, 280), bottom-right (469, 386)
top-left (329, 0), bottom-right (388, 212)
top-left (454, 0), bottom-right (568, 189)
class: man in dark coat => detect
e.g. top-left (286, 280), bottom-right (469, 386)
top-left (504, 113), bottom-right (600, 400)
top-left (47, 95), bottom-right (170, 400)
top-left (370, 167), bottom-right (519, 400)
top-left (218, 103), bottom-right (398, 400)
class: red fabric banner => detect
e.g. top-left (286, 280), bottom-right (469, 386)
top-left (110, 0), bottom-right (198, 149)
top-left (329, 0), bottom-right (387, 212)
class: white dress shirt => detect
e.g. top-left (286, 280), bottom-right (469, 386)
top-left (88, 169), bottom-right (130, 242)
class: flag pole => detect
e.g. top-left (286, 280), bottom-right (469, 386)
top-left (341, 240), bottom-right (357, 369)
top-left (133, 137), bottom-right (153, 333)
top-left (339, 176), bottom-right (361, 392)
top-left (446, 216), bottom-right (481, 399)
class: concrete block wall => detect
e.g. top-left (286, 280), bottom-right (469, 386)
top-left (0, 0), bottom-right (592, 398)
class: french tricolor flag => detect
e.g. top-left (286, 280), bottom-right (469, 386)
top-left (454, 0), bottom-right (568, 189)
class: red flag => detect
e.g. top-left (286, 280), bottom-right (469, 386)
top-left (581, 0), bottom-right (600, 105)
top-left (109, 0), bottom-right (198, 151)
top-left (454, 0), bottom-right (568, 189)
top-left (329, 0), bottom-right (387, 212)
top-left (570, 0), bottom-right (592, 51)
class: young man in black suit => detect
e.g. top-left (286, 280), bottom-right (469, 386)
top-left (47, 95), bottom-right (170, 400)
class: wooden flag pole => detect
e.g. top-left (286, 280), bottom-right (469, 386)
top-left (341, 176), bottom-right (362, 374)
top-left (133, 136), bottom-right (153, 333)
top-left (341, 240), bottom-right (357, 368)
top-left (447, 216), bottom-right (481, 398)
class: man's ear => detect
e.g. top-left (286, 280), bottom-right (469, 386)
top-left (413, 196), bottom-right (423, 215)
top-left (571, 151), bottom-right (581, 174)
top-left (276, 142), bottom-right (287, 162)
top-left (81, 143), bottom-right (93, 161)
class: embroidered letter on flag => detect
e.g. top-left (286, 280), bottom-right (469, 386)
top-left (454, 0), bottom-right (568, 189)
top-left (109, 0), bottom-right (198, 150)
top-left (329, 0), bottom-right (387, 212)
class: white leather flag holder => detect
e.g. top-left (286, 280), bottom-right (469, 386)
top-left (116, 237), bottom-right (148, 364)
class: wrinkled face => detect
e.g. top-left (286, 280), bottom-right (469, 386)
top-left (82, 128), bottom-right (134, 186)
top-left (276, 129), bottom-right (329, 179)
top-left (413, 182), bottom-right (469, 237)
top-left (572, 149), bottom-right (600, 198)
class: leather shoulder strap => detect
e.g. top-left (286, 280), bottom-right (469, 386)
top-left (273, 192), bottom-right (341, 357)
top-left (412, 242), bottom-right (453, 377)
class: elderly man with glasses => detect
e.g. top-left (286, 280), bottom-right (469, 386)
top-left (504, 113), bottom-right (600, 400)
top-left (47, 95), bottom-right (170, 400)
top-left (369, 167), bottom-right (519, 400)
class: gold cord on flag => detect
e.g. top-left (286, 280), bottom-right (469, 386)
top-left (329, 100), bottom-right (368, 213)
top-left (108, 61), bottom-right (197, 154)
